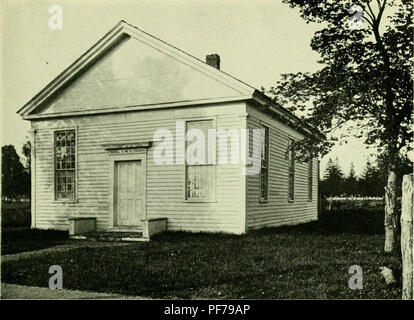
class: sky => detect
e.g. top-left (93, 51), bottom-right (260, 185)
top-left (0, 0), bottom-right (374, 177)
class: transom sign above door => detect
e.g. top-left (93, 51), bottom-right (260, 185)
top-left (103, 142), bottom-right (152, 154)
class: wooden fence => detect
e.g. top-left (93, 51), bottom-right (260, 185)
top-left (401, 173), bottom-right (413, 300)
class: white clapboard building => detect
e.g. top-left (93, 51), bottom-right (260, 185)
top-left (17, 21), bottom-right (322, 239)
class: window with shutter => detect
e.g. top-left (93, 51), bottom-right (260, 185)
top-left (288, 138), bottom-right (295, 201)
top-left (260, 125), bottom-right (269, 201)
top-left (308, 158), bottom-right (313, 201)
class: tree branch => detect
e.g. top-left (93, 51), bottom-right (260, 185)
top-left (377, 0), bottom-right (387, 25)
top-left (366, 1), bottom-right (377, 23)
top-left (363, 15), bottom-right (374, 28)
top-left (361, 3), bottom-right (376, 23)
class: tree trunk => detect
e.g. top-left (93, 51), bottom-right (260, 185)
top-left (401, 173), bottom-right (413, 299)
top-left (384, 169), bottom-right (397, 253)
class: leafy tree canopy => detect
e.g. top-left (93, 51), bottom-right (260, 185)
top-left (321, 158), bottom-right (387, 197)
top-left (321, 158), bottom-right (345, 196)
top-left (267, 0), bottom-right (413, 169)
top-left (22, 139), bottom-right (31, 173)
top-left (2, 145), bottom-right (30, 200)
top-left (344, 162), bottom-right (359, 195)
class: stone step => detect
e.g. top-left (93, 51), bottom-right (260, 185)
top-left (70, 231), bottom-right (149, 242)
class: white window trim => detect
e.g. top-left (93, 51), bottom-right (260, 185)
top-left (259, 123), bottom-right (269, 203)
top-left (53, 126), bottom-right (78, 203)
top-left (308, 157), bottom-right (313, 202)
top-left (288, 137), bottom-right (295, 203)
top-left (182, 117), bottom-right (217, 203)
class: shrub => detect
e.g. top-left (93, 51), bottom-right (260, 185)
top-left (2, 201), bottom-right (31, 228)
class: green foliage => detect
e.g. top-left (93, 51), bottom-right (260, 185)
top-left (1, 228), bottom-right (68, 255)
top-left (344, 163), bottom-right (359, 195)
top-left (1, 201), bottom-right (31, 228)
top-left (267, 0), bottom-right (413, 168)
top-left (321, 158), bottom-right (390, 197)
top-left (1, 145), bottom-right (30, 200)
top-left (321, 158), bottom-right (345, 196)
top-left (359, 160), bottom-right (386, 196)
top-left (21, 140), bottom-right (31, 174)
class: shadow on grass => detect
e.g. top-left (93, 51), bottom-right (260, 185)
top-left (149, 209), bottom-right (386, 245)
top-left (1, 228), bottom-right (68, 255)
top-left (268, 209), bottom-right (386, 236)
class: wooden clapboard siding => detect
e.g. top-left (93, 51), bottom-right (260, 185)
top-left (245, 103), bottom-right (318, 229)
top-left (32, 102), bottom-right (246, 234)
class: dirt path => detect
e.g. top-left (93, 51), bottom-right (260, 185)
top-left (1, 283), bottom-right (149, 299)
top-left (2, 241), bottom-right (133, 263)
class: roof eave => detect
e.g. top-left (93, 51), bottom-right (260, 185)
top-left (17, 21), bottom-right (128, 117)
top-left (251, 90), bottom-right (325, 140)
top-left (20, 95), bottom-right (254, 121)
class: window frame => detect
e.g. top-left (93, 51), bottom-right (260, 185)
top-left (183, 118), bottom-right (216, 203)
top-left (53, 127), bottom-right (78, 202)
top-left (308, 157), bottom-right (313, 201)
top-left (288, 137), bottom-right (295, 202)
top-left (259, 124), bottom-right (269, 202)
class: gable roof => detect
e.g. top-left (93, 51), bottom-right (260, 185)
top-left (17, 20), bottom-right (255, 118)
top-left (17, 20), bottom-right (323, 139)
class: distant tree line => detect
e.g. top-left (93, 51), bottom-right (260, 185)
top-left (2, 141), bottom-right (31, 200)
top-left (321, 157), bottom-right (389, 198)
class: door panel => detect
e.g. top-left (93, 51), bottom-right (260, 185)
top-left (115, 160), bottom-right (144, 226)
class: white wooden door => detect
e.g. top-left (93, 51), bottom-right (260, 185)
top-left (114, 160), bottom-right (144, 227)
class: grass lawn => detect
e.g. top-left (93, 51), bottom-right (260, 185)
top-left (1, 228), bottom-right (68, 255)
top-left (1, 211), bottom-right (402, 299)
